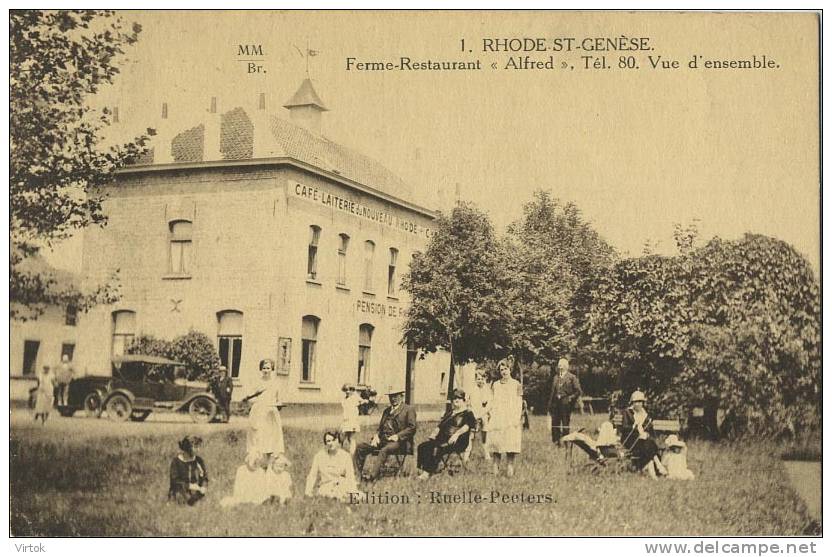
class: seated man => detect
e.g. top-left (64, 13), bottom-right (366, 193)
top-left (417, 388), bottom-right (476, 479)
top-left (354, 384), bottom-right (416, 481)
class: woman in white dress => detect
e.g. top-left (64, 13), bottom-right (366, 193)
top-left (486, 358), bottom-right (523, 477)
top-left (305, 430), bottom-right (361, 502)
top-left (242, 359), bottom-right (285, 458)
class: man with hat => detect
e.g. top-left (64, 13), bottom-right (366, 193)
top-left (547, 357), bottom-right (582, 446)
top-left (210, 365), bottom-right (234, 423)
top-left (354, 383), bottom-right (417, 481)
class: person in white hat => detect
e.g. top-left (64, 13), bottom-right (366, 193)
top-left (547, 357), bottom-right (582, 446)
top-left (620, 390), bottom-right (665, 478)
top-left (661, 434), bottom-right (694, 480)
top-left (354, 383), bottom-right (417, 481)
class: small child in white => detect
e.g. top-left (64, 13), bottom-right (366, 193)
top-left (340, 384), bottom-right (360, 455)
top-left (265, 453), bottom-right (293, 504)
top-left (661, 435), bottom-right (694, 480)
top-left (221, 452), bottom-right (269, 507)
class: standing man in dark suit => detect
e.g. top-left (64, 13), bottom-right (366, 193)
top-left (210, 365), bottom-right (234, 423)
top-left (354, 384), bottom-right (417, 481)
top-left (548, 357), bottom-right (582, 446)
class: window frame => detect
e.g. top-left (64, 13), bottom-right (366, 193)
top-left (363, 240), bottom-right (376, 293)
top-left (301, 315), bottom-right (320, 383)
top-left (168, 219), bottom-right (193, 276)
top-left (307, 225), bottom-right (321, 280)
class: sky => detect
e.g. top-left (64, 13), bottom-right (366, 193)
top-left (48, 10), bottom-right (819, 271)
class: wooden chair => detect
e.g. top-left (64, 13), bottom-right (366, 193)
top-left (373, 441), bottom-right (413, 477)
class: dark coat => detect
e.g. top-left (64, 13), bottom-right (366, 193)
top-left (377, 403), bottom-right (417, 448)
top-left (619, 407), bottom-right (655, 451)
top-left (547, 370), bottom-right (582, 410)
top-left (211, 375), bottom-right (234, 401)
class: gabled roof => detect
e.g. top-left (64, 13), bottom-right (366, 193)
top-left (160, 106), bottom-right (413, 200)
top-left (283, 78), bottom-right (329, 111)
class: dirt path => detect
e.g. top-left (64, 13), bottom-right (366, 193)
top-left (783, 461), bottom-right (821, 521)
top-left (9, 406), bottom-right (444, 442)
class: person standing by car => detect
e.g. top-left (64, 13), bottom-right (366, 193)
top-left (548, 357), bottom-right (582, 446)
top-left (33, 365), bottom-right (55, 425)
top-left (211, 365), bottom-right (234, 422)
top-left (55, 354), bottom-right (74, 407)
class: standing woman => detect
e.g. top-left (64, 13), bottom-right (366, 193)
top-left (242, 359), bottom-right (285, 459)
top-left (486, 358), bottom-right (524, 477)
top-left (33, 365), bottom-right (55, 425)
top-left (466, 371), bottom-right (492, 461)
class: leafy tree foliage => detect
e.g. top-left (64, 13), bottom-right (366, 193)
top-left (401, 202), bottom-right (512, 399)
top-left (503, 190), bottom-right (617, 408)
top-left (583, 233), bottom-right (820, 437)
top-left (505, 190), bottom-right (617, 366)
top-left (127, 331), bottom-right (220, 381)
top-left (10, 10), bottom-right (150, 320)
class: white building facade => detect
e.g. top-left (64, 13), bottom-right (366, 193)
top-left (73, 80), bottom-right (450, 407)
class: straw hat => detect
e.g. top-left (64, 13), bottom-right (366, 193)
top-left (629, 390), bottom-right (647, 403)
top-left (665, 434), bottom-right (686, 449)
top-left (385, 383), bottom-right (406, 395)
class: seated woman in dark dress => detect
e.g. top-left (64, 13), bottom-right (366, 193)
top-left (619, 391), bottom-right (666, 478)
top-left (168, 436), bottom-right (208, 505)
top-left (417, 388), bottom-right (476, 479)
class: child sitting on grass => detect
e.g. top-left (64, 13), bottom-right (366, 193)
top-left (265, 453), bottom-right (293, 504)
top-left (168, 436), bottom-right (208, 505)
top-left (221, 452), bottom-right (293, 507)
top-left (661, 435), bottom-right (694, 480)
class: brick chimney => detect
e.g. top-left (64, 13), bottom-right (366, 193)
top-left (253, 92), bottom-right (276, 158)
top-left (283, 78), bottom-right (328, 135)
top-left (154, 102), bottom-right (173, 164)
top-left (203, 96), bottom-right (222, 161)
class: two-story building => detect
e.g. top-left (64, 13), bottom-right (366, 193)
top-left (74, 79), bottom-right (449, 406)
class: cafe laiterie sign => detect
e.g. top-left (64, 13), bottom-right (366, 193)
top-left (291, 181), bottom-right (433, 238)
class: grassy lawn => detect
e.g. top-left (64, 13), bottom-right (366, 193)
top-left (10, 416), bottom-right (820, 536)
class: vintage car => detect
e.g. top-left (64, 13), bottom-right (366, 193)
top-left (56, 374), bottom-right (111, 417)
top-left (99, 354), bottom-right (219, 423)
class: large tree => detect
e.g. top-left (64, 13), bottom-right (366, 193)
top-left (401, 202), bottom-right (512, 401)
top-left (10, 10), bottom-right (149, 320)
top-left (503, 190), bottom-right (617, 408)
top-left (583, 232), bottom-right (820, 438)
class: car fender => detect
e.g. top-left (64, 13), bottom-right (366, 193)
top-left (175, 392), bottom-right (218, 412)
top-left (102, 389), bottom-right (135, 406)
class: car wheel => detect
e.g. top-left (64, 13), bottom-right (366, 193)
top-left (83, 392), bottom-right (103, 418)
top-left (105, 394), bottom-right (132, 422)
top-left (130, 410), bottom-right (152, 422)
top-left (189, 397), bottom-right (217, 423)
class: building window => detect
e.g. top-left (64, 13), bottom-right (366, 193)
top-left (387, 248), bottom-right (399, 296)
top-left (301, 315), bottom-right (320, 383)
top-left (337, 233), bottom-right (349, 286)
top-left (112, 310), bottom-right (136, 357)
top-left (65, 304), bottom-right (78, 326)
top-left (217, 310), bottom-right (243, 379)
top-left (22, 340), bottom-right (40, 376)
top-left (169, 220), bottom-right (193, 274)
top-left (363, 240), bottom-right (375, 292)
top-left (307, 225), bottom-right (321, 280)
top-left (61, 343), bottom-right (75, 361)
top-left (357, 324), bottom-right (374, 384)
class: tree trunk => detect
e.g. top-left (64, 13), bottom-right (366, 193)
top-left (703, 398), bottom-right (720, 440)
top-left (445, 334), bottom-right (456, 412)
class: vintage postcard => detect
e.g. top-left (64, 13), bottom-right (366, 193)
top-left (8, 9), bottom-right (821, 541)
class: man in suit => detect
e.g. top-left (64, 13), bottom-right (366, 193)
top-left (354, 384), bottom-right (417, 481)
top-left (548, 357), bottom-right (582, 446)
top-left (210, 365), bottom-right (234, 423)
